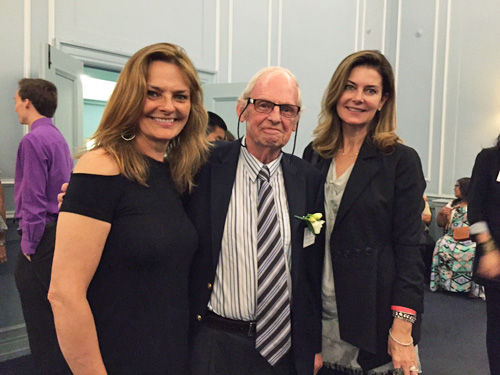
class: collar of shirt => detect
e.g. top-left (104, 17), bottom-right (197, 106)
top-left (30, 117), bottom-right (54, 131)
top-left (240, 144), bottom-right (282, 183)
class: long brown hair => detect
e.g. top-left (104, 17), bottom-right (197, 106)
top-left (313, 50), bottom-right (399, 159)
top-left (89, 43), bottom-right (209, 193)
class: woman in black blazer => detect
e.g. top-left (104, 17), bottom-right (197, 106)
top-left (468, 136), bottom-right (500, 375)
top-left (303, 50), bottom-right (425, 375)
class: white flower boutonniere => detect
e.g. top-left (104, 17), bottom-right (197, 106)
top-left (294, 213), bottom-right (325, 235)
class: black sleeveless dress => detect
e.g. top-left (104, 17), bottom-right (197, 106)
top-left (61, 158), bottom-right (197, 374)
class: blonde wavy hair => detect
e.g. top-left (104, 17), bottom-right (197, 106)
top-left (89, 43), bottom-right (209, 193)
top-left (313, 50), bottom-right (400, 159)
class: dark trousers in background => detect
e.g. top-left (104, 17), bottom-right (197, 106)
top-left (191, 323), bottom-right (297, 375)
top-left (485, 286), bottom-right (500, 375)
top-left (14, 223), bottom-right (71, 375)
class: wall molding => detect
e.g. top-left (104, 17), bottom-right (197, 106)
top-left (355, 0), bottom-right (360, 50)
top-left (266, 0), bottom-right (272, 67)
top-left (438, 0), bottom-right (452, 195)
top-left (426, 0), bottom-right (441, 182)
top-left (55, 40), bottom-right (131, 71)
top-left (0, 324), bottom-right (30, 362)
top-left (227, 0), bottom-right (233, 82)
top-left (48, 0), bottom-right (55, 44)
top-left (277, 0), bottom-right (283, 67)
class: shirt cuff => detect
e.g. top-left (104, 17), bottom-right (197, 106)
top-left (470, 221), bottom-right (489, 235)
top-left (21, 237), bottom-right (37, 256)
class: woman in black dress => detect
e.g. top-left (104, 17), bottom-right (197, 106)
top-left (48, 43), bottom-right (209, 374)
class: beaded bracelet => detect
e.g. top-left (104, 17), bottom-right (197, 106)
top-left (388, 328), bottom-right (413, 346)
top-left (392, 310), bottom-right (417, 324)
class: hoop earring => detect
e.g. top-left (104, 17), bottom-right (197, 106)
top-left (121, 133), bottom-right (136, 141)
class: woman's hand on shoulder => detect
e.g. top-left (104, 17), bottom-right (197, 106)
top-left (74, 149), bottom-right (120, 175)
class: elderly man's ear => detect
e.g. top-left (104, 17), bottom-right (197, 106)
top-left (236, 101), bottom-right (247, 122)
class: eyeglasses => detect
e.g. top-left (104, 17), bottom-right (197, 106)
top-left (248, 98), bottom-right (300, 118)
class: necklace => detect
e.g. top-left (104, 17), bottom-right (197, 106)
top-left (338, 148), bottom-right (359, 157)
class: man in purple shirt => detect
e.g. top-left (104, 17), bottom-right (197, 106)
top-left (14, 78), bottom-right (72, 374)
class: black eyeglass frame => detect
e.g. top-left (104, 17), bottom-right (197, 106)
top-left (247, 98), bottom-right (300, 118)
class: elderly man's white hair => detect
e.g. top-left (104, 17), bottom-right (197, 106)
top-left (238, 66), bottom-right (302, 107)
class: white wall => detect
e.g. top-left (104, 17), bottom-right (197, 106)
top-left (2, 0), bottom-right (499, 199)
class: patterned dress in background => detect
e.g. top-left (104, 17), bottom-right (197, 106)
top-left (430, 205), bottom-right (483, 297)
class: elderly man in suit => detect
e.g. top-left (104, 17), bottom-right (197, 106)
top-left (187, 67), bottom-right (324, 375)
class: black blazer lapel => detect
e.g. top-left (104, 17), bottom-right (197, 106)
top-left (315, 155), bottom-right (331, 181)
top-left (282, 155), bottom-right (306, 290)
top-left (335, 141), bottom-right (379, 228)
top-left (210, 141), bottom-right (241, 265)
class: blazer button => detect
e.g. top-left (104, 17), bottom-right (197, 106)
top-left (197, 315), bottom-right (202, 321)
top-left (207, 283), bottom-right (212, 289)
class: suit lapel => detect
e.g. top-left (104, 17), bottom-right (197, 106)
top-left (281, 155), bottom-right (306, 290)
top-left (334, 141), bottom-right (379, 228)
top-left (210, 141), bottom-right (241, 265)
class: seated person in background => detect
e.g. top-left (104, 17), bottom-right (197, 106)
top-left (430, 178), bottom-right (484, 298)
top-left (422, 194), bottom-right (431, 227)
top-left (224, 129), bottom-right (236, 141)
top-left (421, 194), bottom-right (435, 280)
top-left (206, 111), bottom-right (227, 141)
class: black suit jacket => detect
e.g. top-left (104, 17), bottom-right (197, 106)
top-left (186, 140), bottom-right (324, 375)
top-left (303, 139), bottom-right (425, 370)
top-left (468, 146), bottom-right (500, 288)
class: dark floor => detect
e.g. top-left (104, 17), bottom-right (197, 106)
top-left (418, 288), bottom-right (488, 375)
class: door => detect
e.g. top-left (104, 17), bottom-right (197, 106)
top-left (40, 44), bottom-right (84, 156)
top-left (203, 82), bottom-right (247, 139)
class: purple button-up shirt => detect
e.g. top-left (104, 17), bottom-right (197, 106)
top-left (14, 117), bottom-right (73, 255)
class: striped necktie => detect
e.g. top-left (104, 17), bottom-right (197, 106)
top-left (255, 166), bottom-right (291, 366)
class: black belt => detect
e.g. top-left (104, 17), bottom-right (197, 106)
top-left (204, 311), bottom-right (257, 337)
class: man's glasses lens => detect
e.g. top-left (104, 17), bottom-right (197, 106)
top-left (250, 99), bottom-right (300, 118)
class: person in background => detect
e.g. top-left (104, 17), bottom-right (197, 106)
top-left (224, 129), bottom-right (236, 141)
top-left (0, 178), bottom-right (7, 263)
top-left (421, 194), bottom-right (435, 281)
top-left (206, 111), bottom-right (228, 141)
top-left (13, 78), bottom-right (73, 374)
top-left (430, 178), bottom-right (483, 298)
top-left (48, 43), bottom-right (209, 375)
top-left (468, 135), bottom-right (500, 374)
top-left (422, 195), bottom-right (431, 227)
top-left (303, 50), bottom-right (425, 375)
top-left (187, 66), bottom-right (324, 375)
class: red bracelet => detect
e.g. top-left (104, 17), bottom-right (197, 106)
top-left (391, 305), bottom-right (416, 315)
